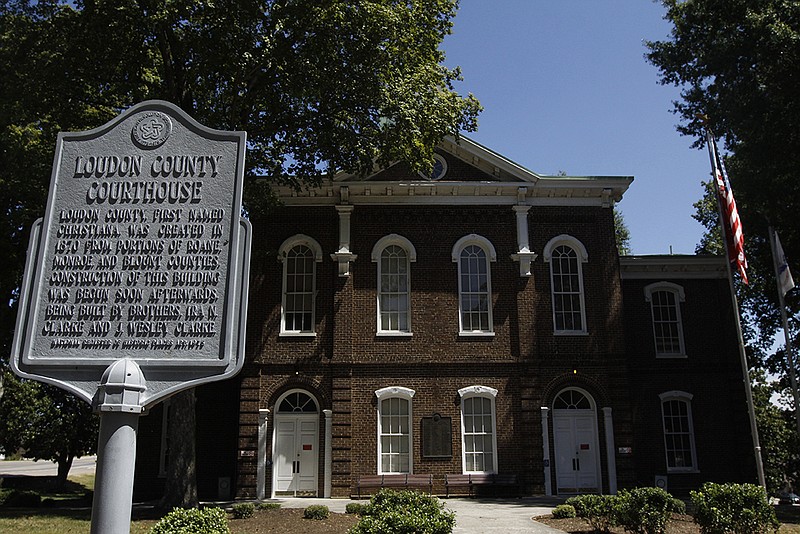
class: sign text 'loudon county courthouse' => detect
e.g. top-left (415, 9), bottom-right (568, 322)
top-left (12, 101), bottom-right (250, 383)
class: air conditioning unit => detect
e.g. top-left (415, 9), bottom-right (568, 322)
top-left (654, 475), bottom-right (668, 491)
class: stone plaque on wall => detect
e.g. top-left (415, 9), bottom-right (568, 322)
top-left (11, 100), bottom-right (251, 407)
top-left (422, 414), bottom-right (452, 458)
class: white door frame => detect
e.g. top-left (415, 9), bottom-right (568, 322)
top-left (271, 390), bottom-right (320, 497)
top-left (551, 387), bottom-right (602, 494)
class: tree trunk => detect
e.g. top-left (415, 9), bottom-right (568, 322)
top-left (55, 454), bottom-right (73, 489)
top-left (159, 388), bottom-right (198, 510)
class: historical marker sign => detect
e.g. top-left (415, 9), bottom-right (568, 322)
top-left (11, 101), bottom-right (251, 408)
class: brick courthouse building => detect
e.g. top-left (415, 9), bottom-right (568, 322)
top-left (134, 137), bottom-right (757, 499)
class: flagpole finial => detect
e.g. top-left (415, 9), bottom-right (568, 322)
top-left (695, 113), bottom-right (710, 126)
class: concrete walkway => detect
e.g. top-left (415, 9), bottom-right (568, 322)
top-left (275, 496), bottom-right (566, 533)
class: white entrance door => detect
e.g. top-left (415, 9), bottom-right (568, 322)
top-left (552, 388), bottom-right (601, 494)
top-left (273, 414), bottom-right (319, 496)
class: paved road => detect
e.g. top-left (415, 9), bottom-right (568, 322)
top-left (0, 456), bottom-right (97, 477)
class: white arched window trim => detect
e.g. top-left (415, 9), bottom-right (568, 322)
top-left (543, 235), bottom-right (588, 335)
top-left (375, 387), bottom-right (415, 474)
top-left (278, 234), bottom-right (324, 262)
top-left (452, 235), bottom-right (496, 336)
top-left (458, 385), bottom-right (499, 474)
top-left (645, 282), bottom-right (687, 358)
top-left (658, 391), bottom-right (698, 473)
top-left (278, 235), bottom-right (322, 336)
top-left (372, 235), bottom-right (415, 336)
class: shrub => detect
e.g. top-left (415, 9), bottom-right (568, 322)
top-left (691, 482), bottom-right (779, 534)
top-left (552, 504), bottom-right (577, 519)
top-left (231, 502), bottom-right (255, 519)
top-left (564, 494), bottom-right (617, 533)
top-left (304, 504), bottom-right (330, 520)
top-left (615, 487), bottom-right (685, 534)
top-left (150, 507), bottom-right (230, 534)
top-left (0, 489), bottom-right (41, 508)
top-left (349, 489), bottom-right (455, 534)
top-left (257, 502), bottom-right (282, 510)
top-left (346, 502), bottom-right (367, 515)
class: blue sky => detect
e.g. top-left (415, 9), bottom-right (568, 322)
top-left (442, 1), bottom-right (711, 255)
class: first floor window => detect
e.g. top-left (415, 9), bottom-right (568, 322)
top-left (660, 392), bottom-right (697, 472)
top-left (376, 387), bottom-right (415, 474)
top-left (459, 386), bottom-right (498, 473)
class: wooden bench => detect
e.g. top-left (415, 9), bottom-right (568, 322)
top-left (356, 473), bottom-right (433, 498)
top-left (444, 473), bottom-right (519, 498)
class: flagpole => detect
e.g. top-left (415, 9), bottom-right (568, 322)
top-left (768, 226), bottom-right (800, 435)
top-left (704, 125), bottom-right (767, 488)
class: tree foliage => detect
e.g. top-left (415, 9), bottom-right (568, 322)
top-left (0, 371), bottom-right (99, 486)
top-left (647, 0), bottom-right (800, 347)
top-left (1, 0), bottom-right (480, 508)
top-left (650, 0), bottom-right (800, 490)
top-left (614, 207), bottom-right (632, 256)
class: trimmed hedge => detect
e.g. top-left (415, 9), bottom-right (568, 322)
top-left (691, 482), bottom-right (779, 534)
top-left (349, 489), bottom-right (455, 534)
top-left (615, 487), bottom-right (685, 534)
top-left (231, 502), bottom-right (255, 519)
top-left (150, 507), bottom-right (230, 534)
top-left (552, 504), bottom-right (577, 519)
top-left (304, 504), bottom-right (330, 520)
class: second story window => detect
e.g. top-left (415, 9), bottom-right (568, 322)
top-left (645, 282), bottom-right (686, 357)
top-left (452, 235), bottom-right (497, 336)
top-left (279, 235), bottom-right (322, 336)
top-left (544, 235), bottom-right (588, 335)
top-left (372, 235), bottom-right (416, 335)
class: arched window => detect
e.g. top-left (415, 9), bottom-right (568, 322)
top-left (645, 282), bottom-right (686, 357)
top-left (659, 391), bottom-right (697, 472)
top-left (376, 387), bottom-right (415, 474)
top-left (452, 235), bottom-right (497, 335)
top-left (458, 386), bottom-right (498, 473)
top-left (544, 235), bottom-right (588, 334)
top-left (278, 235), bottom-right (322, 335)
top-left (553, 388), bottom-right (592, 410)
top-left (278, 390), bottom-right (319, 413)
top-left (372, 235), bottom-right (416, 334)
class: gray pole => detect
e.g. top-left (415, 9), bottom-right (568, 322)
top-left (704, 127), bottom-right (767, 488)
top-left (90, 359), bottom-right (146, 534)
top-left (769, 226), bottom-right (800, 435)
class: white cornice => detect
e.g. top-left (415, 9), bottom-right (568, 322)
top-left (619, 255), bottom-right (727, 279)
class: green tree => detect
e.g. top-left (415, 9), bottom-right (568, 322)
top-left (0, 371), bottom-right (99, 487)
top-left (614, 207), bottom-right (632, 256)
top-left (648, 0), bottom-right (800, 489)
top-left (1, 0), bottom-right (480, 509)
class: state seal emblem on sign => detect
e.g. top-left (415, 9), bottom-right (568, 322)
top-left (132, 111), bottom-right (172, 148)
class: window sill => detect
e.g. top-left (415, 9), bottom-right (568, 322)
top-left (459, 331), bottom-right (495, 338)
top-left (279, 332), bottom-right (317, 338)
top-left (666, 469), bottom-right (700, 474)
top-left (656, 353), bottom-right (688, 359)
top-left (376, 332), bottom-right (413, 337)
top-left (553, 330), bottom-right (588, 336)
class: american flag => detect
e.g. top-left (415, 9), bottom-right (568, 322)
top-left (705, 130), bottom-right (748, 284)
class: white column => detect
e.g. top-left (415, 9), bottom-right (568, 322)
top-left (602, 407), bottom-right (617, 495)
top-left (541, 407), bottom-right (552, 496)
top-left (511, 205), bottom-right (537, 276)
top-left (323, 409), bottom-right (333, 498)
top-left (257, 409), bottom-right (270, 500)
top-left (331, 205), bottom-right (357, 276)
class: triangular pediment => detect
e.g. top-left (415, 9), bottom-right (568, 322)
top-left (334, 136), bottom-right (541, 184)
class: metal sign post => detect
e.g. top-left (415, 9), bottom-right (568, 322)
top-left (10, 101), bottom-right (251, 534)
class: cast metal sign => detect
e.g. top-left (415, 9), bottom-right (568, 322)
top-left (10, 100), bottom-right (251, 408)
